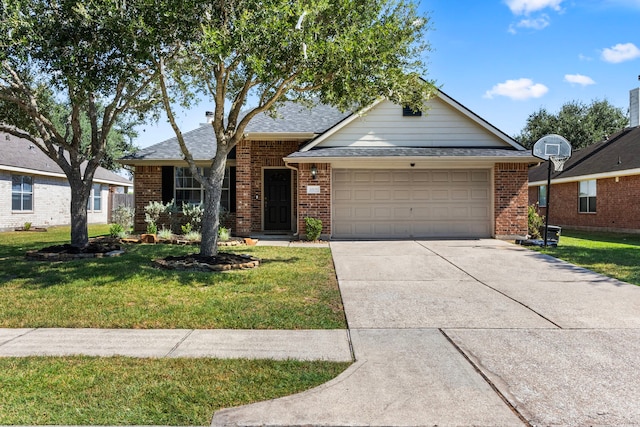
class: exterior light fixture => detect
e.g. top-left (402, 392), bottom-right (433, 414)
top-left (310, 165), bottom-right (318, 179)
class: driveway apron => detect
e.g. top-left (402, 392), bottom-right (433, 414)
top-left (212, 239), bottom-right (640, 426)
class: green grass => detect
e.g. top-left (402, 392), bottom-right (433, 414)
top-left (0, 225), bottom-right (346, 329)
top-left (0, 356), bottom-right (351, 425)
top-left (533, 229), bottom-right (640, 285)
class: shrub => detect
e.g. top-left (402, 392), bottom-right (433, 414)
top-left (157, 227), bottom-right (173, 240)
top-left (146, 222), bottom-right (158, 235)
top-left (184, 231), bottom-right (201, 242)
top-left (182, 202), bottom-right (204, 232)
top-left (218, 226), bottom-right (230, 242)
top-left (304, 217), bottom-right (323, 241)
top-left (181, 223), bottom-right (192, 235)
top-left (111, 206), bottom-right (134, 233)
top-left (528, 205), bottom-right (545, 239)
top-left (109, 223), bottom-right (124, 238)
top-left (23, 222), bottom-right (32, 231)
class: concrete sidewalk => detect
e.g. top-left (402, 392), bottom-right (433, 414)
top-left (212, 239), bottom-right (640, 426)
top-left (0, 328), bottom-right (352, 361)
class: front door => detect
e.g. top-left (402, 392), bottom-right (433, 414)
top-left (264, 169), bottom-right (292, 231)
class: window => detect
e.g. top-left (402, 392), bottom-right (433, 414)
top-left (174, 167), bottom-right (231, 211)
top-left (87, 184), bottom-right (103, 211)
top-left (12, 175), bottom-right (33, 211)
top-left (538, 185), bottom-right (547, 207)
top-left (402, 105), bottom-right (422, 117)
top-left (579, 180), bottom-right (596, 213)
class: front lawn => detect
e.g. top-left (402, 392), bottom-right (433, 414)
top-left (0, 356), bottom-right (350, 425)
top-left (534, 229), bottom-right (640, 286)
top-left (0, 226), bottom-right (346, 329)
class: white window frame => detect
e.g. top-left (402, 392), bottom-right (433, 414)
top-left (174, 167), bottom-right (230, 211)
top-left (579, 180), bottom-right (596, 213)
top-left (11, 174), bottom-right (33, 212)
top-left (538, 185), bottom-right (547, 208)
top-left (87, 184), bottom-right (103, 212)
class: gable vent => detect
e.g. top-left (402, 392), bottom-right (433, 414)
top-left (402, 106), bottom-right (422, 117)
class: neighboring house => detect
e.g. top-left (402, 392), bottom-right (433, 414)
top-left (529, 88), bottom-right (640, 233)
top-left (120, 90), bottom-right (535, 239)
top-left (0, 132), bottom-right (133, 231)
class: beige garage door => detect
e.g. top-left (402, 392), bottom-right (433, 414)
top-left (332, 169), bottom-right (492, 239)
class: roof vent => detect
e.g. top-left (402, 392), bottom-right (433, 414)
top-left (205, 111), bottom-right (214, 124)
top-left (630, 88), bottom-right (639, 128)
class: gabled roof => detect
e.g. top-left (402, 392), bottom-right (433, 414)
top-left (121, 102), bottom-right (351, 163)
top-left (0, 132), bottom-right (132, 186)
top-left (529, 126), bottom-right (640, 184)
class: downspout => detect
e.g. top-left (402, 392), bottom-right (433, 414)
top-left (285, 161), bottom-right (300, 236)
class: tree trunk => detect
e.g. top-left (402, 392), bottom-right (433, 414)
top-left (69, 177), bottom-right (92, 248)
top-left (199, 153), bottom-right (228, 257)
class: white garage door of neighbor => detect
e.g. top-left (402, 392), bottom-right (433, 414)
top-left (332, 169), bottom-right (492, 239)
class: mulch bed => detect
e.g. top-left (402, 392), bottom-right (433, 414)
top-left (153, 253), bottom-right (260, 271)
top-left (25, 238), bottom-right (124, 261)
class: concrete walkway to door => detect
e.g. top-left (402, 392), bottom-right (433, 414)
top-left (212, 239), bottom-right (640, 426)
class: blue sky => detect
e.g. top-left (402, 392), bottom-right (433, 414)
top-left (134, 0), bottom-right (640, 148)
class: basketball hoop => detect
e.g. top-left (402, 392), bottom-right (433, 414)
top-left (532, 134), bottom-right (573, 247)
top-left (549, 155), bottom-right (570, 172)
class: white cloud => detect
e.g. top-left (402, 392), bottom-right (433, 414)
top-left (601, 43), bottom-right (640, 63)
top-left (505, 0), bottom-right (564, 14)
top-left (514, 15), bottom-right (551, 30)
top-left (484, 78), bottom-right (549, 100)
top-left (564, 74), bottom-right (596, 86)
top-left (578, 53), bottom-right (593, 61)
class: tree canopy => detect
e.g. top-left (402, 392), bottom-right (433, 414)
top-left (516, 99), bottom-right (629, 150)
top-left (157, 0), bottom-right (436, 256)
top-left (0, 0), bottom-right (177, 247)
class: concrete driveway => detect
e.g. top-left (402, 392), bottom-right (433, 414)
top-left (212, 239), bottom-right (640, 426)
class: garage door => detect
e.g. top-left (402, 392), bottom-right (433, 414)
top-left (332, 169), bottom-right (491, 239)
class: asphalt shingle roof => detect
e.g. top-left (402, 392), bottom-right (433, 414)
top-left (123, 102), bottom-right (352, 162)
top-left (1, 132), bottom-right (132, 185)
top-left (529, 126), bottom-right (640, 182)
top-left (287, 147), bottom-right (534, 159)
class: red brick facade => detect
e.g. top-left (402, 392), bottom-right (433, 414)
top-left (530, 175), bottom-right (640, 232)
top-left (235, 140), bottom-right (301, 235)
top-left (291, 162), bottom-right (332, 238)
top-left (132, 165), bottom-right (163, 231)
top-left (494, 163), bottom-right (529, 238)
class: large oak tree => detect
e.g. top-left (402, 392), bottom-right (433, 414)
top-left (0, 0), bottom-right (182, 247)
top-left (157, 0), bottom-right (436, 256)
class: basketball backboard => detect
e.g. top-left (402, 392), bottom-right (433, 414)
top-left (532, 134), bottom-right (572, 161)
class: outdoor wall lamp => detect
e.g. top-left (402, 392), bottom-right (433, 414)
top-left (310, 164), bottom-right (318, 179)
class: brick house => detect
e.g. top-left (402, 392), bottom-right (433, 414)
top-left (1, 132), bottom-right (133, 231)
top-left (121, 91), bottom-right (535, 239)
top-left (529, 88), bottom-right (640, 233)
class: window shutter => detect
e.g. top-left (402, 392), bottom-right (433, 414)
top-left (229, 167), bottom-right (236, 213)
top-left (161, 166), bottom-right (174, 203)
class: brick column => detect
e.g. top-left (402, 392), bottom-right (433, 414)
top-left (132, 165), bottom-right (162, 232)
top-left (235, 140), bottom-right (252, 236)
top-left (296, 163), bottom-right (331, 238)
top-left (494, 163), bottom-right (529, 238)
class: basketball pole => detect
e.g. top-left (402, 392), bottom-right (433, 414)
top-left (544, 158), bottom-right (552, 247)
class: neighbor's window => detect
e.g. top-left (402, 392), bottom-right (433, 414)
top-left (538, 185), bottom-right (547, 207)
top-left (579, 180), bottom-right (596, 213)
top-left (12, 175), bottom-right (33, 211)
top-left (87, 184), bottom-right (103, 211)
top-left (175, 167), bottom-right (230, 211)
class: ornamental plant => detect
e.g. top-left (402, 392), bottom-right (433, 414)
top-left (304, 217), bottom-right (323, 241)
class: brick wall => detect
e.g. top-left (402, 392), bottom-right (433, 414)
top-left (132, 165), bottom-right (163, 231)
top-left (235, 140), bottom-right (300, 235)
top-left (295, 163), bottom-right (332, 238)
top-left (532, 175), bottom-right (640, 232)
top-left (0, 170), bottom-right (111, 230)
top-left (494, 163), bottom-right (529, 238)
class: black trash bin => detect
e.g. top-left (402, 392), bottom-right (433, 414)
top-left (540, 225), bottom-right (561, 243)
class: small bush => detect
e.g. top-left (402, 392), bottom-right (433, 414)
top-left (111, 206), bottom-right (134, 233)
top-left (304, 217), bottom-right (323, 241)
top-left (182, 202), bottom-right (204, 232)
top-left (146, 222), bottom-right (158, 235)
top-left (218, 226), bottom-right (230, 242)
top-left (184, 231), bottom-right (202, 242)
top-left (109, 223), bottom-right (124, 238)
top-left (181, 223), bottom-right (192, 235)
top-left (528, 205), bottom-right (545, 239)
top-left (158, 227), bottom-right (173, 240)
top-left (23, 222), bottom-right (32, 231)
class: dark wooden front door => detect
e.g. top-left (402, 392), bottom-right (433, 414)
top-left (264, 169), bottom-right (292, 231)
